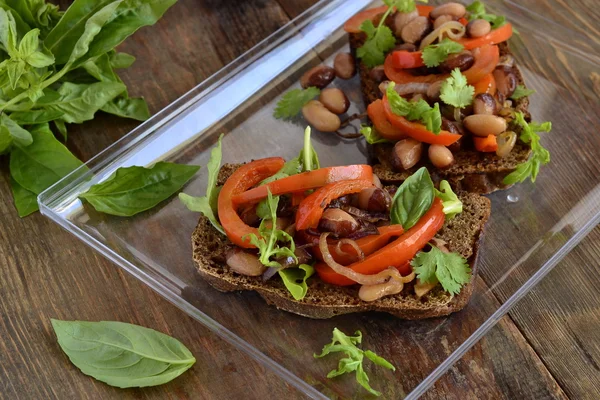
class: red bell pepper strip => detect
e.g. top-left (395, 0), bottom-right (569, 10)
top-left (473, 135), bottom-right (498, 152)
top-left (295, 180), bottom-right (374, 230)
top-left (299, 224), bottom-right (406, 265)
top-left (315, 198), bottom-right (445, 286)
top-left (458, 23), bottom-right (513, 50)
top-left (232, 165), bottom-right (373, 205)
top-left (473, 73), bottom-right (496, 96)
top-left (391, 50), bottom-right (425, 69)
top-left (384, 51), bottom-right (448, 84)
top-left (462, 44), bottom-right (500, 84)
top-left (458, 17), bottom-right (468, 26)
top-left (218, 157), bottom-right (285, 248)
top-left (344, 5), bottom-right (434, 33)
top-left (382, 95), bottom-right (462, 145)
top-left (367, 99), bottom-right (406, 140)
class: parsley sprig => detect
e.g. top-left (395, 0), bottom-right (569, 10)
top-left (412, 245), bottom-right (471, 295)
top-left (386, 83), bottom-right (442, 134)
top-left (440, 68), bottom-right (475, 109)
top-left (357, 0), bottom-right (428, 68)
top-left (421, 38), bottom-right (464, 68)
top-left (466, 1), bottom-right (506, 29)
top-left (503, 113), bottom-right (552, 185)
top-left (315, 328), bottom-right (395, 397)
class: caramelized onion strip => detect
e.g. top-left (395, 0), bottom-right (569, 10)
top-left (419, 21), bottom-right (466, 50)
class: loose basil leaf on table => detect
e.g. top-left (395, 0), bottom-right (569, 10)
top-left (390, 166), bottom-right (435, 230)
top-left (9, 123), bottom-right (84, 195)
top-left (51, 319), bottom-right (196, 388)
top-left (80, 162), bottom-right (200, 217)
top-left (101, 96), bottom-right (151, 121)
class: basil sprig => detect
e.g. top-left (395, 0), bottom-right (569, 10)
top-left (390, 167), bottom-right (435, 230)
top-left (51, 319), bottom-right (195, 388)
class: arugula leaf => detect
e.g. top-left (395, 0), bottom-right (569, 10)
top-left (80, 162), bottom-right (200, 217)
top-left (440, 68), bottom-right (474, 109)
top-left (510, 84), bottom-right (535, 100)
top-left (421, 38), bottom-right (464, 68)
top-left (360, 125), bottom-right (390, 144)
top-left (356, 19), bottom-right (396, 68)
top-left (412, 246), bottom-right (471, 295)
top-left (245, 189), bottom-right (297, 268)
top-left (466, 1), bottom-right (506, 29)
top-left (179, 134), bottom-right (225, 234)
top-left (10, 123), bottom-right (84, 195)
top-left (390, 167), bottom-right (434, 230)
top-left (278, 264), bottom-right (315, 301)
top-left (51, 319), bottom-right (195, 388)
top-left (503, 113), bottom-right (551, 184)
top-left (386, 83), bottom-right (442, 133)
top-left (274, 87), bottom-right (320, 119)
top-left (434, 180), bottom-right (462, 219)
top-left (315, 328), bottom-right (395, 397)
top-left (10, 176), bottom-right (39, 217)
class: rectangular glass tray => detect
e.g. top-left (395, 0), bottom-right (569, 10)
top-left (39, 1), bottom-right (600, 398)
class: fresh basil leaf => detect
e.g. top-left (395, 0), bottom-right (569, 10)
top-left (0, 113), bottom-right (33, 148)
top-left (6, 59), bottom-right (25, 89)
top-left (390, 167), bottom-right (434, 230)
top-left (109, 51), bottom-right (136, 69)
top-left (82, 53), bottom-right (119, 82)
top-left (54, 119), bottom-right (68, 141)
top-left (17, 28), bottom-right (39, 57)
top-left (80, 162), bottom-right (200, 217)
top-left (10, 123), bottom-right (84, 194)
top-left (0, 5), bottom-right (32, 39)
top-left (0, 8), bottom-right (18, 56)
top-left (45, 81), bottom-right (126, 124)
top-left (101, 96), bottom-right (150, 121)
top-left (9, 108), bottom-right (64, 125)
top-left (278, 264), bottom-right (315, 301)
top-left (8, 0), bottom-right (62, 35)
top-left (10, 176), bottom-right (38, 217)
top-left (51, 319), bottom-right (195, 388)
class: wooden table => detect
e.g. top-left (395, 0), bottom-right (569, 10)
top-left (1, 1), bottom-right (599, 399)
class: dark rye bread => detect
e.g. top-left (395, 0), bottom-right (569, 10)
top-left (349, 28), bottom-right (533, 193)
top-left (190, 164), bottom-right (491, 320)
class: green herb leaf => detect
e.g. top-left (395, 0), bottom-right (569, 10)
top-left (386, 83), bottom-right (442, 133)
top-left (245, 189), bottom-right (297, 268)
top-left (0, 8), bottom-right (19, 56)
top-left (412, 246), bottom-right (471, 294)
top-left (315, 328), bottom-right (394, 397)
top-left (54, 119), bottom-right (68, 141)
top-left (81, 53), bottom-right (120, 82)
top-left (51, 319), bottom-right (195, 388)
top-left (360, 125), bottom-right (390, 144)
top-left (421, 38), bottom-right (464, 68)
top-left (390, 167), bottom-right (435, 230)
top-left (179, 134), bottom-right (225, 234)
top-left (434, 180), bottom-right (462, 219)
top-left (510, 84), bottom-right (535, 100)
top-left (440, 68), bottom-right (474, 108)
top-left (503, 113), bottom-right (551, 185)
top-left (278, 264), bottom-right (315, 301)
top-left (385, 0), bottom-right (426, 13)
top-left (466, 1), bottom-right (506, 29)
top-left (109, 51), bottom-right (136, 69)
top-left (10, 109), bottom-right (65, 125)
top-left (274, 87), bottom-right (320, 119)
top-left (0, 113), bottom-right (33, 151)
top-left (10, 123), bottom-right (84, 195)
top-left (80, 162), bottom-right (199, 217)
top-left (44, 81), bottom-right (126, 124)
top-left (357, 20), bottom-right (396, 68)
top-left (10, 176), bottom-right (38, 217)
top-left (101, 96), bottom-right (150, 121)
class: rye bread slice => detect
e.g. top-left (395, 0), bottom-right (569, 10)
top-left (190, 164), bottom-right (491, 320)
top-left (349, 27), bottom-right (533, 193)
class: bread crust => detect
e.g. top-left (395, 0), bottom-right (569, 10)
top-left (191, 165), bottom-right (491, 320)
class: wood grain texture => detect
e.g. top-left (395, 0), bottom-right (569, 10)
top-left (0, 0), bottom-right (597, 399)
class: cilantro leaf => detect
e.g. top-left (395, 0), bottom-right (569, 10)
top-left (421, 38), bottom-right (464, 68)
top-left (434, 180), bottom-right (463, 219)
top-left (440, 68), bottom-right (475, 109)
top-left (510, 84), bottom-right (535, 100)
top-left (356, 20), bottom-right (396, 68)
top-left (179, 134), bottom-right (225, 234)
top-left (278, 264), bottom-right (315, 301)
top-left (274, 87), bottom-right (320, 119)
top-left (384, 0), bottom-right (427, 13)
top-left (412, 246), bottom-right (471, 295)
top-left (315, 328), bottom-right (395, 397)
top-left (503, 113), bottom-right (551, 185)
top-left (360, 125), bottom-right (390, 144)
top-left (245, 189), bottom-right (297, 268)
top-left (386, 83), bottom-right (442, 134)
top-left (466, 1), bottom-right (507, 29)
